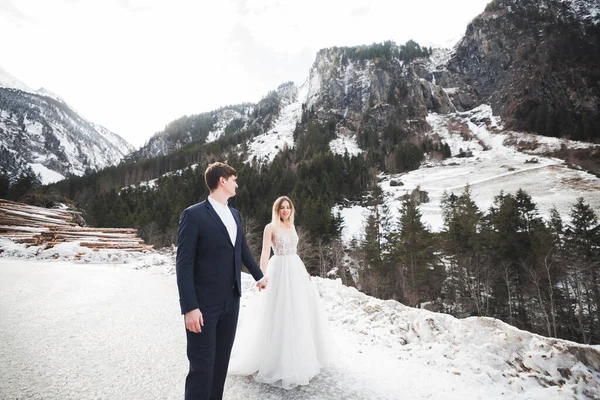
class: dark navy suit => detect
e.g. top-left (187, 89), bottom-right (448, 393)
top-left (176, 199), bottom-right (263, 400)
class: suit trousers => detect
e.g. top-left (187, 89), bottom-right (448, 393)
top-left (184, 290), bottom-right (240, 400)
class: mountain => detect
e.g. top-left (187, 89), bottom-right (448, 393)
top-left (126, 83), bottom-right (294, 162)
top-left (0, 66), bottom-right (36, 93)
top-left (57, 2), bottom-right (600, 235)
top-left (33, 0), bottom-right (600, 346)
top-left (0, 68), bottom-right (134, 184)
top-left (131, 41), bottom-right (440, 164)
top-left (446, 0), bottom-right (600, 141)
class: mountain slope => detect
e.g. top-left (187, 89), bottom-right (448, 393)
top-left (447, 0), bottom-right (600, 141)
top-left (336, 105), bottom-right (600, 242)
top-left (0, 66), bottom-right (36, 94)
top-left (128, 83), bottom-right (298, 162)
top-left (0, 86), bottom-right (134, 184)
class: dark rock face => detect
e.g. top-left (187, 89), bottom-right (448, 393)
top-left (305, 48), bottom-right (457, 142)
top-left (448, 0), bottom-right (600, 141)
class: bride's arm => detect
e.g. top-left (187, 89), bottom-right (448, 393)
top-left (259, 224), bottom-right (274, 274)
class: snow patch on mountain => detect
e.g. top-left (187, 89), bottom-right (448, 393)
top-left (92, 123), bottom-right (134, 154)
top-left (307, 69), bottom-right (322, 110)
top-left (427, 47), bottom-right (454, 73)
top-left (244, 82), bottom-right (308, 165)
top-left (29, 163), bottom-right (65, 184)
top-left (329, 130), bottom-right (362, 157)
top-left (335, 105), bottom-right (600, 243)
top-left (0, 66), bottom-right (35, 93)
top-left (206, 109), bottom-right (245, 143)
top-left (0, 66), bottom-right (71, 105)
top-left (121, 164), bottom-right (200, 192)
top-left (565, 0), bottom-right (600, 24)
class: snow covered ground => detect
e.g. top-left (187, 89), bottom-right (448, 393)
top-left (1, 242), bottom-right (599, 400)
top-left (336, 105), bottom-right (600, 243)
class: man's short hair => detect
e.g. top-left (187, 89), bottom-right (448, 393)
top-left (205, 162), bottom-right (237, 191)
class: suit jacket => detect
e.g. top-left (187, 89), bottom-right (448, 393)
top-left (175, 199), bottom-right (264, 314)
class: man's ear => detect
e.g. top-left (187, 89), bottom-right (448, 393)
top-left (219, 176), bottom-right (226, 187)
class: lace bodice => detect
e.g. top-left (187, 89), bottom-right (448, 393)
top-left (272, 228), bottom-right (298, 256)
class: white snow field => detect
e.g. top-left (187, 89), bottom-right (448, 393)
top-left (336, 105), bottom-right (600, 243)
top-left (1, 243), bottom-right (599, 400)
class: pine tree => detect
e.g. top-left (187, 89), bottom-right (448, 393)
top-left (565, 198), bottom-right (600, 343)
top-left (487, 191), bottom-right (534, 327)
top-left (359, 184), bottom-right (389, 297)
top-left (0, 172), bottom-right (10, 198)
top-left (362, 185), bottom-right (384, 267)
top-left (394, 195), bottom-right (441, 306)
top-left (8, 169), bottom-right (41, 200)
top-left (441, 186), bottom-right (489, 316)
top-left (548, 207), bottom-right (563, 240)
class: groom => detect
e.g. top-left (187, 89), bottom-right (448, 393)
top-left (176, 162), bottom-right (267, 400)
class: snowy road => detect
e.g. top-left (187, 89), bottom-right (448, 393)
top-left (0, 259), bottom-right (594, 399)
top-left (0, 260), bottom-right (184, 400)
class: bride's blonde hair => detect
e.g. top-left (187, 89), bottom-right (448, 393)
top-left (271, 196), bottom-right (295, 229)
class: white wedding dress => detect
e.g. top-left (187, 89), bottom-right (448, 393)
top-left (228, 227), bottom-right (334, 389)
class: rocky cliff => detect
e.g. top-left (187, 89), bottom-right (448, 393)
top-left (447, 0), bottom-right (600, 140)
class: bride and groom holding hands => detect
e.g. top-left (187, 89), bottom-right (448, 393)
top-left (175, 162), bottom-right (333, 400)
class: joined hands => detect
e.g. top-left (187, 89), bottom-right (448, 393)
top-left (257, 277), bottom-right (268, 291)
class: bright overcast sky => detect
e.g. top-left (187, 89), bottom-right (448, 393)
top-left (1, 0), bottom-right (490, 147)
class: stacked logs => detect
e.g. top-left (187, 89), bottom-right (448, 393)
top-left (0, 199), bottom-right (152, 252)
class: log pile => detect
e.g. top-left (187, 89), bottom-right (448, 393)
top-left (0, 199), bottom-right (152, 252)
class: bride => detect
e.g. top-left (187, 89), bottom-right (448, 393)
top-left (228, 196), bottom-right (334, 389)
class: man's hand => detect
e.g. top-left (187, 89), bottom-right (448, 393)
top-left (256, 277), bottom-right (268, 292)
top-left (185, 308), bottom-right (203, 333)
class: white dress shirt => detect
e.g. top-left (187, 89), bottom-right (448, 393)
top-left (208, 195), bottom-right (237, 246)
top-left (207, 195), bottom-right (265, 284)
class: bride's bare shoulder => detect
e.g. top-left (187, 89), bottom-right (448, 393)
top-left (264, 223), bottom-right (274, 234)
